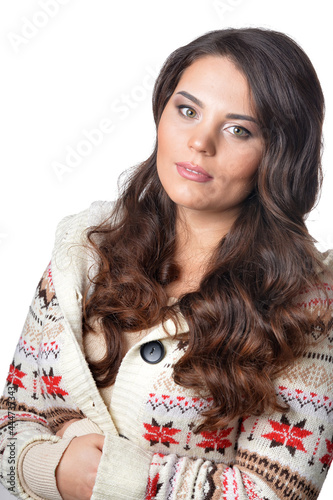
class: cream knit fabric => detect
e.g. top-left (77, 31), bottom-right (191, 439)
top-left (1, 201), bottom-right (333, 500)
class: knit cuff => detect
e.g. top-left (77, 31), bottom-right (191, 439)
top-left (18, 438), bottom-right (74, 500)
top-left (62, 417), bottom-right (103, 439)
top-left (92, 433), bottom-right (152, 499)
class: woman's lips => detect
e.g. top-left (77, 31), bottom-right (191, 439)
top-left (175, 162), bottom-right (213, 183)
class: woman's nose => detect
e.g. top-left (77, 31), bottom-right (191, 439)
top-left (187, 124), bottom-right (216, 156)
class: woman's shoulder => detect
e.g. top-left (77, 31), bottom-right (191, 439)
top-left (54, 200), bottom-right (116, 246)
top-left (294, 248), bottom-right (333, 327)
top-left (320, 248), bottom-right (333, 273)
top-left (316, 248), bottom-right (333, 296)
top-left (49, 201), bottom-right (116, 324)
top-left (51, 200), bottom-right (116, 284)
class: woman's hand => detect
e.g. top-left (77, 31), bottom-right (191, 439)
top-left (55, 433), bottom-right (105, 500)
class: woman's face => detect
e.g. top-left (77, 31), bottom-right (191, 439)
top-left (156, 55), bottom-right (264, 222)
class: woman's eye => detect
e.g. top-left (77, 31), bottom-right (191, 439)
top-left (227, 125), bottom-right (250, 137)
top-left (178, 106), bottom-right (197, 118)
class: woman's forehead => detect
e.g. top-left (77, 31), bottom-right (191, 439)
top-left (173, 55), bottom-right (255, 116)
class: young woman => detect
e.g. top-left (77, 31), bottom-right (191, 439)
top-left (1, 28), bottom-right (332, 500)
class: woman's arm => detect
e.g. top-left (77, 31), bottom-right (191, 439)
top-left (0, 264), bottom-right (90, 499)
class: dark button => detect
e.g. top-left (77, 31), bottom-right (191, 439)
top-left (140, 341), bottom-right (165, 364)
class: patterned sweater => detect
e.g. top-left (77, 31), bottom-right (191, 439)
top-left (1, 201), bottom-right (333, 500)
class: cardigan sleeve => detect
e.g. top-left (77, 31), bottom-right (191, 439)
top-left (0, 202), bottom-right (117, 499)
top-left (0, 263), bottom-right (87, 499)
top-left (18, 437), bottom-right (74, 500)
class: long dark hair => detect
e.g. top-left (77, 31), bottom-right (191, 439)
top-left (83, 28), bottom-right (329, 430)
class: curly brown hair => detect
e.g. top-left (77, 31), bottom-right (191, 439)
top-left (83, 28), bottom-right (329, 431)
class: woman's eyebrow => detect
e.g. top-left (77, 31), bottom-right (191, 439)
top-left (176, 91), bottom-right (204, 108)
top-left (226, 113), bottom-right (258, 124)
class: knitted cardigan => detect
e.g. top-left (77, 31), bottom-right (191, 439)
top-left (1, 201), bottom-right (333, 500)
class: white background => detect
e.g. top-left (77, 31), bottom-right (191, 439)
top-left (0, 1), bottom-right (332, 498)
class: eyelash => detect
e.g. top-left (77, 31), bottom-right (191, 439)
top-left (227, 125), bottom-right (251, 138)
top-left (178, 105), bottom-right (197, 119)
top-left (177, 105), bottom-right (251, 138)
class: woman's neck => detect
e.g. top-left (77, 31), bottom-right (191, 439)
top-left (165, 206), bottom-right (236, 298)
top-left (175, 205), bottom-right (236, 255)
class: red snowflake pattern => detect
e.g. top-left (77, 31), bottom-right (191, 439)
top-left (262, 414), bottom-right (313, 456)
top-left (41, 368), bottom-right (68, 400)
top-left (143, 418), bottom-right (181, 447)
top-left (196, 426), bottom-right (233, 455)
top-left (7, 363), bottom-right (26, 390)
